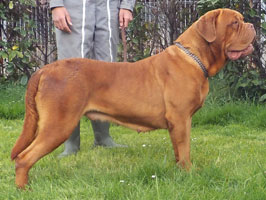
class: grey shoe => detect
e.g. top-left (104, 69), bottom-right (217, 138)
top-left (58, 120), bottom-right (127, 158)
top-left (92, 120), bottom-right (127, 148)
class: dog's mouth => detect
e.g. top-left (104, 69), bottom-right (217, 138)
top-left (226, 43), bottom-right (254, 60)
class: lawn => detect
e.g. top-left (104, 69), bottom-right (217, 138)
top-left (0, 84), bottom-right (265, 200)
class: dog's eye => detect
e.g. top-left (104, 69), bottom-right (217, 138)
top-left (231, 21), bottom-right (239, 29)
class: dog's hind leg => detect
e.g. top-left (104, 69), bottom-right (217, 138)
top-left (14, 116), bottom-right (80, 189)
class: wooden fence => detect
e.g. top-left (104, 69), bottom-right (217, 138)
top-left (31, 0), bottom-right (56, 64)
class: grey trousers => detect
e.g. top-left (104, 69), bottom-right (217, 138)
top-left (56, 0), bottom-right (119, 61)
top-left (55, 0), bottom-right (120, 151)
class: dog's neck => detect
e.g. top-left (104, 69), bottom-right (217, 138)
top-left (175, 24), bottom-right (227, 77)
top-left (174, 42), bottom-right (209, 78)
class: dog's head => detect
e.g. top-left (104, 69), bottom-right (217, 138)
top-left (195, 8), bottom-right (256, 60)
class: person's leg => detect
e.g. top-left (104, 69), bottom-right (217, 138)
top-left (57, 123), bottom-right (80, 158)
top-left (56, 0), bottom-right (95, 157)
top-left (94, 0), bottom-right (119, 62)
top-left (91, 0), bottom-right (126, 147)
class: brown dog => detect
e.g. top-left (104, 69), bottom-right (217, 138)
top-left (11, 8), bottom-right (255, 188)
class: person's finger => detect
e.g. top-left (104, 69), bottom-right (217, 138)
top-left (124, 18), bottom-right (129, 28)
top-left (54, 20), bottom-right (59, 29)
top-left (61, 9), bottom-right (72, 33)
top-left (124, 14), bottom-right (133, 28)
top-left (65, 10), bottom-right (72, 26)
top-left (119, 11), bottom-right (124, 28)
top-left (61, 19), bottom-right (71, 33)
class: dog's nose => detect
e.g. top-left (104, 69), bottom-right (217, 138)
top-left (248, 23), bottom-right (254, 29)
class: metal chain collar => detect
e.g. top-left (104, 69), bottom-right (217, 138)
top-left (174, 42), bottom-right (209, 78)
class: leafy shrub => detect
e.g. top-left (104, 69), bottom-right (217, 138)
top-left (0, 0), bottom-right (37, 85)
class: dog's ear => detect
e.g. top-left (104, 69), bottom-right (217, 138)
top-left (195, 10), bottom-right (220, 42)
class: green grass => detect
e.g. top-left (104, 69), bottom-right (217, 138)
top-left (0, 84), bottom-right (265, 199)
top-left (0, 84), bottom-right (25, 119)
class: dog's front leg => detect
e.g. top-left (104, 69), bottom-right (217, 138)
top-left (166, 114), bottom-right (192, 170)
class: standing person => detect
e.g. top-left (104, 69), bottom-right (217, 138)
top-left (50, 0), bottom-right (135, 158)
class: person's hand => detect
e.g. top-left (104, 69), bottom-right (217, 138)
top-left (52, 7), bottom-right (72, 33)
top-left (119, 9), bottom-right (133, 28)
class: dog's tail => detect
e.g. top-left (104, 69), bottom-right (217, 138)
top-left (11, 70), bottom-right (42, 160)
